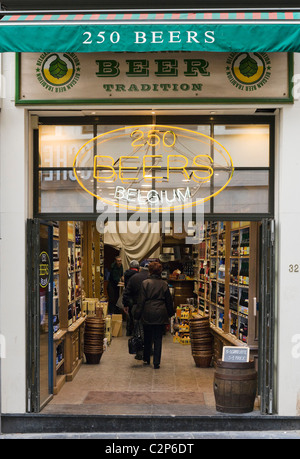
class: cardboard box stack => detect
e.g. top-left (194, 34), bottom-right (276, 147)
top-left (173, 304), bottom-right (193, 345)
top-left (82, 298), bottom-right (98, 315)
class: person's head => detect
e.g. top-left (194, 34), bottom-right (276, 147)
top-left (115, 256), bottom-right (122, 267)
top-left (130, 260), bottom-right (139, 269)
top-left (140, 260), bottom-right (149, 270)
top-left (148, 262), bottom-right (163, 276)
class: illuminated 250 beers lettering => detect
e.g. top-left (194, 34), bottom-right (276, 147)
top-left (73, 125), bottom-right (234, 212)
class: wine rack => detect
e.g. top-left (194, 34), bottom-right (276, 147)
top-left (194, 221), bottom-right (259, 361)
top-left (53, 221), bottom-right (86, 386)
top-left (67, 222), bottom-right (83, 325)
top-left (52, 223), bottom-right (67, 394)
top-left (53, 223), bottom-right (60, 334)
top-left (82, 221), bottom-right (105, 299)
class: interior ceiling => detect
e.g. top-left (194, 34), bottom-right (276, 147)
top-left (1, 0), bottom-right (299, 10)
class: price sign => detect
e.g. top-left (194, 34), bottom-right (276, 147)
top-left (222, 346), bottom-right (249, 362)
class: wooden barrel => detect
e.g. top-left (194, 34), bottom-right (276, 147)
top-left (192, 352), bottom-right (213, 368)
top-left (84, 316), bottom-right (105, 364)
top-left (213, 359), bottom-right (257, 413)
top-left (189, 316), bottom-right (213, 367)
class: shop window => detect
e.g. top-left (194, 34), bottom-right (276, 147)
top-left (213, 170), bottom-right (269, 214)
top-left (36, 118), bottom-right (273, 217)
top-left (214, 125), bottom-right (270, 168)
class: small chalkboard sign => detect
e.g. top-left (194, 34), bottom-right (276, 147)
top-left (222, 346), bottom-right (250, 362)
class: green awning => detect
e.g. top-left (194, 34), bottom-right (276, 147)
top-left (1, 11), bottom-right (300, 53)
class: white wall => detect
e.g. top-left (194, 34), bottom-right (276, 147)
top-left (276, 53), bottom-right (300, 416)
top-left (0, 53), bottom-right (27, 413)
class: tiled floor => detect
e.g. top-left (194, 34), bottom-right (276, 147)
top-left (42, 327), bottom-right (220, 416)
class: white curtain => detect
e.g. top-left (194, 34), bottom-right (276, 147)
top-left (104, 221), bottom-right (161, 269)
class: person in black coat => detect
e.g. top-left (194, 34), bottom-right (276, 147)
top-left (123, 261), bottom-right (149, 341)
top-left (122, 260), bottom-right (139, 334)
top-left (122, 261), bottom-right (149, 313)
top-left (124, 260), bottom-right (139, 287)
top-left (107, 256), bottom-right (123, 314)
top-left (135, 262), bottom-right (174, 369)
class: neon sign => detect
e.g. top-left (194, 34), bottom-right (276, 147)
top-left (73, 125), bottom-right (234, 212)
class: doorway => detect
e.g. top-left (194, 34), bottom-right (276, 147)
top-left (27, 114), bottom-right (276, 414)
top-left (26, 217), bottom-right (274, 415)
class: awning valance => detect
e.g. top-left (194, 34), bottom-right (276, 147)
top-left (1, 10), bottom-right (300, 53)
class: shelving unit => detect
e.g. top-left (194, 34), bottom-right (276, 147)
top-left (82, 221), bottom-right (105, 299)
top-left (194, 221), bottom-right (259, 363)
top-left (99, 234), bottom-right (105, 297)
top-left (52, 223), bottom-right (60, 334)
top-left (53, 221), bottom-right (85, 385)
top-left (66, 222), bottom-right (83, 325)
top-left (53, 329), bottom-right (66, 394)
top-left (51, 220), bottom-right (106, 392)
top-left (52, 223), bottom-right (67, 393)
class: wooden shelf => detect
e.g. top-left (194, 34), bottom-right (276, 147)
top-left (54, 329), bottom-right (67, 341)
top-left (67, 316), bottom-right (86, 333)
top-left (53, 373), bottom-right (66, 395)
top-left (52, 221), bottom-right (84, 394)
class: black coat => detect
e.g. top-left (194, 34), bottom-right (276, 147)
top-left (135, 274), bottom-right (174, 325)
top-left (124, 268), bottom-right (139, 287)
top-left (122, 268), bottom-right (149, 309)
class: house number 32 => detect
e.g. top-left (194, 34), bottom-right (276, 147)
top-left (289, 264), bottom-right (299, 272)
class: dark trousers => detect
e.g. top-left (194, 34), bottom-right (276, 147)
top-left (107, 282), bottom-right (119, 314)
top-left (143, 324), bottom-right (164, 366)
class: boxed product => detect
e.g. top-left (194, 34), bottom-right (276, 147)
top-left (82, 298), bottom-right (99, 315)
top-left (82, 300), bottom-right (88, 315)
top-left (105, 317), bottom-right (112, 343)
top-left (100, 301), bottom-right (108, 317)
top-left (105, 331), bottom-right (112, 344)
top-left (95, 304), bottom-right (103, 318)
top-left (111, 314), bottom-right (123, 337)
top-left (173, 332), bottom-right (181, 343)
top-left (105, 315), bottom-right (111, 328)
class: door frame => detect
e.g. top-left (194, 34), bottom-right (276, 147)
top-left (27, 218), bottom-right (54, 413)
top-left (29, 114), bottom-right (277, 414)
top-left (259, 218), bottom-right (276, 414)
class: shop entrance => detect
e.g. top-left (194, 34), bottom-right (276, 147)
top-left (26, 217), bottom-right (275, 415)
top-left (26, 114), bottom-right (276, 415)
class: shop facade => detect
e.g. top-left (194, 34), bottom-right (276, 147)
top-left (1, 7), bottom-right (300, 427)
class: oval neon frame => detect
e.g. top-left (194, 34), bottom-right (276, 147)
top-left (73, 125), bottom-right (234, 213)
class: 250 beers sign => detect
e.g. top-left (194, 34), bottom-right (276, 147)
top-left (73, 125), bottom-right (234, 212)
